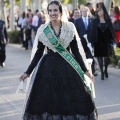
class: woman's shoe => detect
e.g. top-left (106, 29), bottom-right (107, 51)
top-left (104, 70), bottom-right (108, 78)
top-left (101, 73), bottom-right (104, 80)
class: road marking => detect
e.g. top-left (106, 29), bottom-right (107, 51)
top-left (0, 66), bottom-right (28, 70)
top-left (0, 71), bottom-right (16, 75)
top-left (7, 55), bottom-right (30, 59)
top-left (97, 103), bottom-right (120, 109)
top-left (99, 111), bottom-right (120, 119)
top-left (0, 109), bottom-right (22, 119)
top-left (0, 75), bottom-right (20, 80)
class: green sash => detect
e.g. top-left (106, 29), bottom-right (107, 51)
top-left (43, 25), bottom-right (91, 94)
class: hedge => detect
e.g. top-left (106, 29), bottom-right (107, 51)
top-left (8, 30), bottom-right (21, 43)
top-left (110, 48), bottom-right (120, 67)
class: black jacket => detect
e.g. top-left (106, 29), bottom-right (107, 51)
top-left (0, 20), bottom-right (8, 44)
top-left (90, 18), bottom-right (115, 57)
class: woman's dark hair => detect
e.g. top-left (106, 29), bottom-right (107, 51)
top-left (47, 0), bottom-right (62, 14)
top-left (114, 6), bottom-right (120, 16)
top-left (22, 12), bottom-right (25, 19)
top-left (73, 9), bottom-right (79, 14)
top-left (96, 2), bottom-right (108, 20)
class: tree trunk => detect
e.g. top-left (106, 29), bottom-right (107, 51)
top-left (21, 0), bottom-right (26, 13)
top-left (73, 0), bottom-right (78, 9)
top-left (42, 0), bottom-right (48, 11)
top-left (34, 0), bottom-right (40, 11)
top-left (104, 0), bottom-right (112, 14)
top-left (0, 0), bottom-right (5, 21)
top-left (30, 0), bottom-right (34, 12)
top-left (10, 0), bottom-right (14, 30)
top-left (117, 0), bottom-right (120, 6)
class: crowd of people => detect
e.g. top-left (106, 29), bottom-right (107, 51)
top-left (15, 1), bottom-right (120, 50)
top-left (17, 9), bottom-right (46, 50)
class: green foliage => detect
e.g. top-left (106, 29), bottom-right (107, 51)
top-left (4, 0), bottom-right (21, 7)
top-left (78, 0), bottom-right (86, 5)
top-left (4, 0), bottom-right (9, 7)
top-left (8, 30), bottom-right (21, 43)
top-left (118, 59), bottom-right (120, 68)
top-left (62, 0), bottom-right (86, 4)
top-left (62, 0), bottom-right (72, 4)
top-left (15, 0), bottom-right (21, 5)
top-left (114, 0), bottom-right (118, 4)
top-left (110, 48), bottom-right (120, 67)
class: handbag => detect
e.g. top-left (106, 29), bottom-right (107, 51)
top-left (113, 20), bottom-right (120, 31)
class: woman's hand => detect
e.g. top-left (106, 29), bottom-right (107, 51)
top-left (19, 73), bottom-right (29, 81)
top-left (85, 71), bottom-right (94, 82)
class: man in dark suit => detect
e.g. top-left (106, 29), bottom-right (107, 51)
top-left (75, 6), bottom-right (97, 76)
top-left (69, 9), bottom-right (80, 24)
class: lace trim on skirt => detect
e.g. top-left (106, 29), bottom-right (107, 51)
top-left (24, 112), bottom-right (97, 120)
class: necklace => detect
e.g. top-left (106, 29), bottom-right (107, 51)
top-left (50, 21), bottom-right (62, 38)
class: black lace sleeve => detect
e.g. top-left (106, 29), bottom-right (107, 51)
top-left (25, 41), bottom-right (45, 75)
top-left (70, 36), bottom-right (88, 73)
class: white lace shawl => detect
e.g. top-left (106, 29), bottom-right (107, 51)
top-left (31, 21), bottom-right (87, 62)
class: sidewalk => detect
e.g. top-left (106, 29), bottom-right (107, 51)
top-left (8, 43), bottom-right (120, 77)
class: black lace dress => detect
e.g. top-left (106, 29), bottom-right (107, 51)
top-left (23, 26), bottom-right (98, 120)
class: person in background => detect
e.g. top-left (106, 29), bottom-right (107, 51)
top-left (31, 10), bottom-right (39, 45)
top-left (37, 12), bottom-right (42, 28)
top-left (69, 9), bottom-right (80, 23)
top-left (32, 10), bottom-right (39, 35)
top-left (112, 6), bottom-right (120, 48)
top-left (86, 3), bottom-right (96, 17)
top-left (18, 12), bottom-right (26, 48)
top-left (110, 8), bottom-right (114, 20)
top-left (75, 6), bottom-right (97, 76)
top-left (27, 13), bottom-right (33, 48)
top-left (22, 13), bottom-right (30, 50)
top-left (0, 19), bottom-right (8, 67)
top-left (41, 12), bottom-right (46, 24)
top-left (27, 9), bottom-right (32, 16)
top-left (90, 2), bottom-right (115, 80)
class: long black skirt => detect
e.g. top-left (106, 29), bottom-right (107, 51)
top-left (23, 51), bottom-right (98, 120)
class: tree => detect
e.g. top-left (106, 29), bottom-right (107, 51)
top-left (62, 0), bottom-right (86, 4)
top-left (0, 0), bottom-right (5, 20)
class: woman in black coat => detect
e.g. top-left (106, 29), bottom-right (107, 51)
top-left (91, 2), bottom-right (115, 80)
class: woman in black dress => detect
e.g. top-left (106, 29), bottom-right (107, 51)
top-left (20, 1), bottom-right (97, 119)
top-left (91, 2), bottom-right (115, 80)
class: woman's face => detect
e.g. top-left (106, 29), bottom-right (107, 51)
top-left (48, 4), bottom-right (62, 22)
top-left (73, 9), bottom-right (80, 19)
top-left (97, 8), bottom-right (104, 17)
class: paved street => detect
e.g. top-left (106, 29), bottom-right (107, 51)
top-left (0, 44), bottom-right (120, 120)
